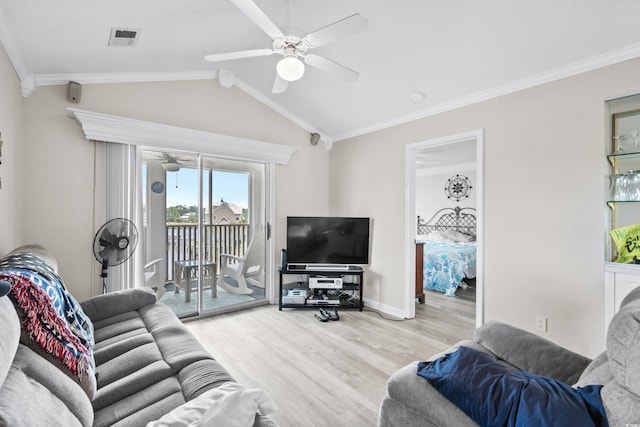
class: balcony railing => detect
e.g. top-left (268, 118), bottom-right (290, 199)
top-left (166, 223), bottom-right (250, 281)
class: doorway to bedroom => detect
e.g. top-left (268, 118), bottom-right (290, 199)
top-left (405, 129), bottom-right (483, 325)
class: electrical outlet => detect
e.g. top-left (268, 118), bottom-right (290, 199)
top-left (536, 316), bottom-right (548, 332)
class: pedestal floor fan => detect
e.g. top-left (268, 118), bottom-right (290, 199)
top-left (93, 218), bottom-right (138, 293)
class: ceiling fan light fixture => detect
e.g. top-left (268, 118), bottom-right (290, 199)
top-left (277, 55), bottom-right (305, 81)
top-left (161, 161), bottom-right (180, 172)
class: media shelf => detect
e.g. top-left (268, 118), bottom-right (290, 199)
top-left (278, 266), bottom-right (364, 311)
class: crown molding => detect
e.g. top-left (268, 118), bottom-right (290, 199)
top-left (34, 71), bottom-right (219, 86)
top-left (333, 42), bottom-right (640, 142)
top-left (68, 107), bottom-right (297, 165)
top-left (35, 70), bottom-right (333, 149)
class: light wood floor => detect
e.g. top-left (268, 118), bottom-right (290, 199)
top-left (185, 286), bottom-right (476, 427)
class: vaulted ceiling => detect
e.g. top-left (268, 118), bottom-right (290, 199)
top-left (2, 0), bottom-right (640, 143)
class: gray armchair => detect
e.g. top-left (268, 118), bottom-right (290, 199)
top-left (379, 286), bottom-right (640, 427)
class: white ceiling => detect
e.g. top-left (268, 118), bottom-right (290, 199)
top-left (416, 139), bottom-right (477, 172)
top-left (2, 0), bottom-right (640, 144)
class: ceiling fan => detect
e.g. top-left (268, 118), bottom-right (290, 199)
top-left (160, 156), bottom-right (182, 172)
top-left (204, 0), bottom-right (368, 93)
top-left (145, 152), bottom-right (185, 171)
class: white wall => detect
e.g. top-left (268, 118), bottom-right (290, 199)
top-left (416, 168), bottom-right (477, 224)
top-left (21, 80), bottom-right (329, 301)
top-left (330, 58), bottom-right (640, 357)
top-left (0, 43), bottom-right (24, 253)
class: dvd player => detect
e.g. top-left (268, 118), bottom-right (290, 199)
top-left (309, 277), bottom-right (343, 289)
top-left (306, 299), bottom-right (340, 306)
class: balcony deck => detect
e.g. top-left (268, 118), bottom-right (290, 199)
top-left (158, 223), bottom-right (264, 317)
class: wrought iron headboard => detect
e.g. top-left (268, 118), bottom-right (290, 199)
top-left (417, 206), bottom-right (477, 237)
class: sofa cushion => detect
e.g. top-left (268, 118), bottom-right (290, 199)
top-left (93, 310), bottom-right (146, 342)
top-left (95, 342), bottom-right (166, 389)
top-left (94, 359), bottom-right (174, 410)
top-left (93, 332), bottom-right (155, 365)
top-left (140, 304), bottom-right (214, 371)
top-left (0, 344), bottom-right (94, 427)
top-left (473, 320), bottom-right (591, 385)
top-left (81, 287), bottom-right (157, 322)
top-left (386, 361), bottom-right (479, 427)
top-left (0, 297), bottom-right (19, 388)
top-left (88, 296), bottom-right (238, 427)
top-left (417, 346), bottom-right (608, 427)
top-left (147, 382), bottom-right (275, 427)
top-left (93, 377), bottom-right (185, 427)
top-left (378, 396), bottom-right (444, 427)
top-left (179, 359), bottom-right (236, 400)
top-left (384, 340), bottom-right (491, 427)
top-left (575, 351), bottom-right (613, 388)
top-left (601, 297), bottom-right (640, 427)
top-left (607, 298), bottom-right (640, 395)
top-left (620, 283), bottom-right (640, 308)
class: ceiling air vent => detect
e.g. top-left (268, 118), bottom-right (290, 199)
top-left (108, 27), bottom-right (140, 47)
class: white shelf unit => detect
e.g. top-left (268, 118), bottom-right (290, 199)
top-left (604, 95), bottom-right (640, 335)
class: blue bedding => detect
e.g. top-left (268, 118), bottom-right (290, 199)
top-left (420, 240), bottom-right (476, 296)
top-left (417, 346), bottom-right (608, 427)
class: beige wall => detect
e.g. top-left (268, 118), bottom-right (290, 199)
top-left (0, 44), bottom-right (24, 253)
top-left (7, 37), bottom-right (640, 356)
top-left (331, 58), bottom-right (640, 357)
top-left (21, 80), bottom-right (329, 301)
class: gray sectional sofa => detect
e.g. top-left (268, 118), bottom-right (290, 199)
top-left (378, 287), bottom-right (640, 427)
top-left (0, 245), bottom-right (276, 427)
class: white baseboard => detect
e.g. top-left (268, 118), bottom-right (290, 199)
top-left (362, 297), bottom-right (408, 319)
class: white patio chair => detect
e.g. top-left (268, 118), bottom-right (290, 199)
top-left (217, 232), bottom-right (265, 295)
top-left (144, 258), bottom-right (165, 299)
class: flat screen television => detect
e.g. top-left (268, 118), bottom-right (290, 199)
top-left (286, 216), bottom-right (370, 266)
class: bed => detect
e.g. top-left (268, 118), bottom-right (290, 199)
top-left (415, 206), bottom-right (477, 299)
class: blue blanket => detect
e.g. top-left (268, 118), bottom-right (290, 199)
top-left (417, 346), bottom-right (608, 427)
top-left (0, 253), bottom-right (95, 380)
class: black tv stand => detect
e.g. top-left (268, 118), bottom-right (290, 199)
top-left (279, 265), bottom-right (364, 311)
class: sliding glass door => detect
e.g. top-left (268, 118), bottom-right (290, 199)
top-left (141, 149), bottom-right (267, 318)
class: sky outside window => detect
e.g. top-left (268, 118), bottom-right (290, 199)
top-left (165, 168), bottom-right (248, 208)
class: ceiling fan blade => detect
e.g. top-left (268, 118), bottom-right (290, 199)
top-left (272, 74), bottom-right (288, 94)
top-left (304, 14), bottom-right (368, 48)
top-left (304, 54), bottom-right (360, 82)
top-left (229, 0), bottom-right (284, 40)
top-left (204, 48), bottom-right (275, 63)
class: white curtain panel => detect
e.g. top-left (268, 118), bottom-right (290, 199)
top-left (105, 142), bottom-right (145, 292)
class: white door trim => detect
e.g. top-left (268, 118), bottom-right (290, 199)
top-left (404, 129), bottom-right (484, 327)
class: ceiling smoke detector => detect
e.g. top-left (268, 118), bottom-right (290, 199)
top-left (108, 28), bottom-right (141, 47)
